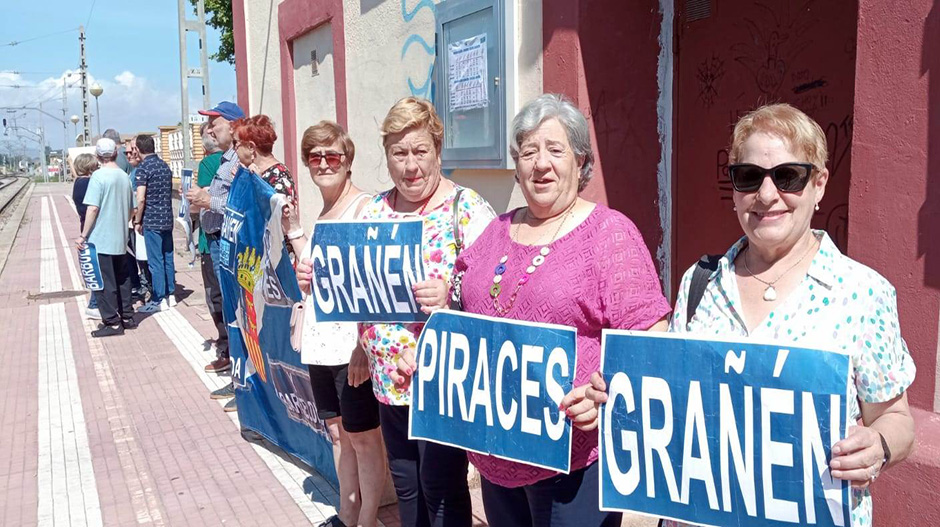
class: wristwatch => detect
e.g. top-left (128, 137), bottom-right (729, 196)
top-left (878, 432), bottom-right (892, 469)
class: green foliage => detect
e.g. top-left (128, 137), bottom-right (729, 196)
top-left (192, 0), bottom-right (235, 65)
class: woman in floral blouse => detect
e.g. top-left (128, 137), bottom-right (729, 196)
top-left (582, 103), bottom-right (916, 527)
top-left (231, 114), bottom-right (298, 206)
top-left (360, 97), bottom-right (496, 527)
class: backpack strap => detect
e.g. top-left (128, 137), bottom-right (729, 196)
top-left (452, 188), bottom-right (465, 256)
top-left (686, 254), bottom-right (722, 324)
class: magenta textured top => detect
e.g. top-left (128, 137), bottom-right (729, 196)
top-left (454, 204), bottom-right (671, 487)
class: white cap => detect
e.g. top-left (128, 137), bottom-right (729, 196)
top-left (95, 138), bottom-right (117, 157)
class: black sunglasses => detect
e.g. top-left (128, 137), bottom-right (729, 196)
top-left (727, 162), bottom-right (815, 193)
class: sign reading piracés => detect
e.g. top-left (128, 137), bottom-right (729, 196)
top-left (599, 331), bottom-right (851, 527)
top-left (409, 311), bottom-right (577, 473)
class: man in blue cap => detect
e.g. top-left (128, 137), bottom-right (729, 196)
top-left (187, 101), bottom-right (245, 405)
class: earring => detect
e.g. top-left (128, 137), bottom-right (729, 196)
top-left (733, 206), bottom-right (737, 211)
top-left (815, 203), bottom-right (820, 211)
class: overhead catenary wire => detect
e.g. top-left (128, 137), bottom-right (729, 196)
top-left (3, 27), bottom-right (79, 47)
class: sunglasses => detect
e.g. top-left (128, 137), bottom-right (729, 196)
top-left (307, 152), bottom-right (345, 170)
top-left (727, 162), bottom-right (815, 193)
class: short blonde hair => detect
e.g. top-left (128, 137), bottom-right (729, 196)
top-left (74, 153), bottom-right (98, 177)
top-left (380, 97), bottom-right (444, 153)
top-left (729, 103), bottom-right (828, 171)
top-left (300, 120), bottom-right (356, 173)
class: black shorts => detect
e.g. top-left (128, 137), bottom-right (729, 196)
top-left (308, 364), bottom-right (381, 433)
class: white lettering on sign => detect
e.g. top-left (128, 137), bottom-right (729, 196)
top-left (604, 371), bottom-right (845, 526)
top-left (311, 243), bottom-right (424, 315)
top-left (417, 329), bottom-right (571, 438)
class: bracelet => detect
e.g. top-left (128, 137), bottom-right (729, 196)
top-left (286, 228), bottom-right (305, 240)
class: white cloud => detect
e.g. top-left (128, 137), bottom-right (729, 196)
top-left (1, 68), bottom-right (210, 151)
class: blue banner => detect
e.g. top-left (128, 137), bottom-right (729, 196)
top-left (77, 242), bottom-right (103, 291)
top-left (409, 311), bottom-right (577, 473)
top-left (599, 331), bottom-right (851, 527)
top-left (310, 219), bottom-right (427, 323)
top-left (219, 166), bottom-right (337, 485)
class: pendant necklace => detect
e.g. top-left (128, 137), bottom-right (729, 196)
top-left (743, 236), bottom-right (819, 302)
top-left (490, 202), bottom-right (577, 315)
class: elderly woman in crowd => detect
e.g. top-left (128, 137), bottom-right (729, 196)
top-left (356, 97), bottom-right (496, 527)
top-left (584, 103), bottom-right (916, 527)
top-left (441, 93), bottom-right (671, 527)
top-left (287, 121), bottom-right (386, 527)
top-left (231, 114), bottom-right (298, 206)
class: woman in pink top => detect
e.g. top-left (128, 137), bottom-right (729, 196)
top-left (452, 94), bottom-right (671, 527)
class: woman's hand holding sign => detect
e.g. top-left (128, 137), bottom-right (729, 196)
top-left (389, 279), bottom-right (448, 390)
top-left (561, 372), bottom-right (608, 431)
top-left (295, 258), bottom-right (313, 295)
top-left (413, 279), bottom-right (449, 314)
top-left (829, 426), bottom-right (886, 489)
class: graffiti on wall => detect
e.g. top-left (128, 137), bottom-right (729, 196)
top-left (697, 53), bottom-right (726, 109)
top-left (401, 0), bottom-right (437, 99)
top-left (730, 1), bottom-right (818, 98)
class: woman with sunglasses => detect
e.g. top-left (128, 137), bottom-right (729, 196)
top-left (580, 103), bottom-right (916, 527)
top-left (285, 121), bottom-right (387, 527)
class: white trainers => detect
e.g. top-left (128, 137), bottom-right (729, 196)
top-left (168, 296), bottom-right (178, 307)
top-left (85, 307), bottom-right (102, 319)
top-left (138, 299), bottom-right (170, 313)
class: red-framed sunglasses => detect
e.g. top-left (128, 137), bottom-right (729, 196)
top-left (307, 152), bottom-right (345, 170)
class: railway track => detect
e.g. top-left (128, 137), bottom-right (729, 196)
top-left (0, 176), bottom-right (31, 220)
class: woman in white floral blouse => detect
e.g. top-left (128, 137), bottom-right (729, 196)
top-left (580, 103), bottom-right (916, 527)
top-left (360, 97), bottom-right (496, 527)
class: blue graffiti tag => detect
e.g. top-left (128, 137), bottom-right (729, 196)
top-left (401, 0), bottom-right (437, 98)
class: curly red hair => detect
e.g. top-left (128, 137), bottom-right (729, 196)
top-left (232, 115), bottom-right (278, 155)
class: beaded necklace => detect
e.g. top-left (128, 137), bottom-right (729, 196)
top-left (490, 202), bottom-right (576, 315)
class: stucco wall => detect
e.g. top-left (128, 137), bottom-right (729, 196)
top-left (341, 0), bottom-right (540, 214)
top-left (244, 0), bottom-right (287, 162)
top-left (852, 1), bottom-right (940, 521)
top-left (291, 23), bottom-right (338, 230)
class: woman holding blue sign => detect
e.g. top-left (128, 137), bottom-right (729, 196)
top-left (446, 94), bottom-right (672, 527)
top-left (361, 97), bottom-right (496, 527)
top-left (287, 120), bottom-right (388, 527)
top-left (586, 104), bottom-right (917, 527)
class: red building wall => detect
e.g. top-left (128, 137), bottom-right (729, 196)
top-left (852, 0), bottom-right (940, 522)
top-left (542, 0), bottom-right (667, 270)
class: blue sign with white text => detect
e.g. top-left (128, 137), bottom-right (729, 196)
top-left (599, 331), bottom-right (851, 527)
top-left (78, 242), bottom-right (103, 291)
top-left (310, 219), bottom-right (427, 323)
top-left (410, 311), bottom-right (577, 473)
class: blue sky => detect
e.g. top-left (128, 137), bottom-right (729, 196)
top-left (0, 0), bottom-right (237, 153)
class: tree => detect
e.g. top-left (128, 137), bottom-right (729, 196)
top-left (192, 0), bottom-right (235, 64)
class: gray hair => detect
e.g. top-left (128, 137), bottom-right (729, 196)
top-left (510, 93), bottom-right (595, 191)
top-left (102, 128), bottom-right (121, 143)
top-left (201, 121), bottom-right (221, 153)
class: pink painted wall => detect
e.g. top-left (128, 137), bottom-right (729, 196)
top-left (542, 0), bottom-right (665, 264)
top-left (852, 0), bottom-right (940, 522)
top-left (851, 0), bottom-right (939, 411)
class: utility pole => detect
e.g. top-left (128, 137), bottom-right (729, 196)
top-left (61, 76), bottom-right (69, 180)
top-left (79, 26), bottom-right (91, 146)
top-left (177, 0), bottom-right (212, 174)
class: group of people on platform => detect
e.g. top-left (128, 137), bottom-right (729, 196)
top-left (75, 91), bottom-right (917, 527)
top-left (72, 129), bottom-right (179, 337)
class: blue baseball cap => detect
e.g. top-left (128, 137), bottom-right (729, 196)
top-left (199, 101), bottom-right (245, 121)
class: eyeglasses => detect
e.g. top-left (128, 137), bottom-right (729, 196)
top-left (727, 162), bottom-right (815, 193)
top-left (307, 152), bottom-right (345, 170)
